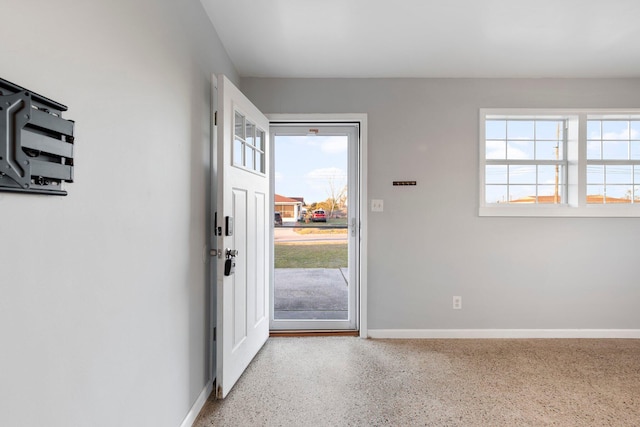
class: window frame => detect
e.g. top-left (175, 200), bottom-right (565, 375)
top-left (479, 108), bottom-right (640, 217)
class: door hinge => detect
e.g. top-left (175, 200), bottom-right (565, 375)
top-left (213, 327), bottom-right (216, 341)
top-left (214, 111), bottom-right (217, 126)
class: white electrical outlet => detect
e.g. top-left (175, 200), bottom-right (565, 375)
top-left (371, 199), bottom-right (384, 212)
top-left (453, 296), bottom-right (462, 310)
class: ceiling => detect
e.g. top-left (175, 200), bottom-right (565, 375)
top-left (200, 0), bottom-right (640, 79)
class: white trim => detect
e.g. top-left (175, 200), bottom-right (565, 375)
top-left (268, 113), bottom-right (368, 123)
top-left (266, 113), bottom-right (368, 337)
top-left (358, 116), bottom-right (368, 339)
top-left (368, 329), bottom-right (640, 339)
top-left (179, 382), bottom-right (212, 427)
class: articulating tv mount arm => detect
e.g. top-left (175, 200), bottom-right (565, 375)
top-left (0, 78), bottom-right (75, 196)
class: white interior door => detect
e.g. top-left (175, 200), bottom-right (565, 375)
top-left (215, 75), bottom-right (270, 398)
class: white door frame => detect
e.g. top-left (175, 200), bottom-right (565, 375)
top-left (267, 114), bottom-right (368, 338)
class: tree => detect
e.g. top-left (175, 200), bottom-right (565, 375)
top-left (325, 179), bottom-right (347, 218)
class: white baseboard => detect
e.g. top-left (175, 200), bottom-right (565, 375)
top-left (179, 381), bottom-right (213, 427)
top-left (367, 329), bottom-right (640, 339)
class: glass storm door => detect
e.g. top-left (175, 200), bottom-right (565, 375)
top-left (269, 123), bottom-right (360, 331)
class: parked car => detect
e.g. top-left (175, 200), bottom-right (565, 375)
top-left (274, 212), bottom-right (283, 226)
top-left (311, 209), bottom-right (326, 222)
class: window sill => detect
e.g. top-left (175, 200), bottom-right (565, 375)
top-left (479, 205), bottom-right (640, 217)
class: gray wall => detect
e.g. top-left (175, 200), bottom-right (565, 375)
top-left (243, 78), bottom-right (640, 330)
top-left (0, 0), bottom-right (235, 425)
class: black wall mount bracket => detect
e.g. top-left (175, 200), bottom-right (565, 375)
top-left (0, 78), bottom-right (75, 196)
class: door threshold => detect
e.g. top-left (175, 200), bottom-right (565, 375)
top-left (269, 330), bottom-right (359, 337)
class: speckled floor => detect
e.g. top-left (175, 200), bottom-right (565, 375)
top-left (194, 337), bottom-right (640, 426)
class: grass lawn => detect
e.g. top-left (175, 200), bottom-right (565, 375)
top-left (274, 243), bottom-right (347, 268)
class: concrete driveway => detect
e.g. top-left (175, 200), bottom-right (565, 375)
top-left (274, 268), bottom-right (348, 320)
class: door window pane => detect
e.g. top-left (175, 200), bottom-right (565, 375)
top-left (246, 121), bottom-right (255, 148)
top-left (245, 145), bottom-right (254, 170)
top-left (234, 138), bottom-right (243, 166)
top-left (234, 111), bottom-right (244, 139)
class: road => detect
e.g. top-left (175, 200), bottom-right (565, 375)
top-left (274, 225), bottom-right (348, 244)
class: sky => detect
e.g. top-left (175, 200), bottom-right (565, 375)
top-left (274, 134), bottom-right (348, 205)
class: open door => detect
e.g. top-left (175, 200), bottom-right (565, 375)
top-left (214, 75), bottom-right (270, 398)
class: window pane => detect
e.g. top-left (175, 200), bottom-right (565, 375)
top-left (485, 165), bottom-right (507, 184)
top-left (535, 121), bottom-right (563, 140)
top-left (537, 185), bottom-right (563, 203)
top-left (587, 141), bottom-right (602, 159)
top-left (631, 121), bottom-right (640, 139)
top-left (246, 145), bottom-right (254, 170)
top-left (486, 140), bottom-right (506, 159)
top-left (602, 121), bottom-right (628, 140)
top-left (507, 140), bottom-right (534, 159)
top-left (234, 111), bottom-right (244, 139)
top-left (486, 120), bottom-right (506, 139)
top-left (507, 121), bottom-right (534, 139)
top-left (587, 165), bottom-right (604, 184)
top-left (256, 151), bottom-right (264, 173)
top-left (635, 165), bottom-right (640, 184)
top-left (606, 185), bottom-right (632, 201)
top-left (631, 141), bottom-right (640, 160)
top-left (587, 120), bottom-right (601, 139)
top-left (508, 185), bottom-right (535, 203)
top-left (602, 141), bottom-right (629, 160)
top-left (587, 186), bottom-right (604, 204)
top-left (256, 129), bottom-right (265, 151)
top-left (538, 165), bottom-right (559, 185)
top-left (486, 185), bottom-right (507, 204)
top-left (233, 138), bottom-right (243, 166)
top-left (605, 165), bottom-right (632, 184)
top-left (536, 140), bottom-right (562, 160)
top-left (245, 121), bottom-right (255, 148)
top-left (509, 165), bottom-right (535, 184)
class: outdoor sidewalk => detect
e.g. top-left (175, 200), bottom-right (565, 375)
top-left (274, 268), bottom-right (348, 320)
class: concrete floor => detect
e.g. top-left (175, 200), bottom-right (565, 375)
top-left (274, 268), bottom-right (348, 320)
top-left (194, 337), bottom-right (640, 426)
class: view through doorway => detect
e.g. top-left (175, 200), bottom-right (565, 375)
top-left (270, 123), bottom-right (360, 331)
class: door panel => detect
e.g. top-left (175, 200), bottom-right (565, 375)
top-left (215, 75), bottom-right (270, 398)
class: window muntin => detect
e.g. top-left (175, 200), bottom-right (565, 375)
top-left (484, 118), bottom-right (566, 204)
top-left (233, 110), bottom-right (265, 174)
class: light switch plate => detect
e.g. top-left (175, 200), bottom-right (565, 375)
top-left (371, 199), bottom-right (384, 212)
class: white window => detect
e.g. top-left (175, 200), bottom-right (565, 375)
top-left (586, 117), bottom-right (640, 204)
top-left (480, 109), bottom-right (640, 217)
top-left (233, 110), bottom-right (266, 174)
